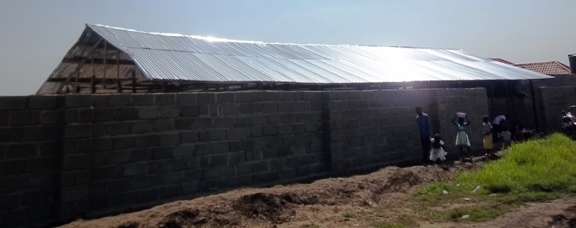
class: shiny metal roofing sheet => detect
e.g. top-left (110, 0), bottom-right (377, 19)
top-left (66, 24), bottom-right (555, 84)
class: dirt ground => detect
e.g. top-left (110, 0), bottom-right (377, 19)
top-left (62, 159), bottom-right (576, 228)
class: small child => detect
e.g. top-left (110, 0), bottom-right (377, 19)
top-left (500, 127), bottom-right (512, 149)
top-left (453, 114), bottom-right (472, 162)
top-left (430, 134), bottom-right (447, 163)
top-left (482, 116), bottom-right (494, 158)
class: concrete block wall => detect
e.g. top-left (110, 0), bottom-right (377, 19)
top-left (0, 96), bottom-right (63, 227)
top-left (323, 88), bottom-right (488, 174)
top-left (325, 89), bottom-right (434, 174)
top-left (435, 89), bottom-right (489, 157)
top-left (58, 91), bottom-right (327, 221)
top-left (0, 88), bottom-right (492, 227)
top-left (538, 86), bottom-right (576, 131)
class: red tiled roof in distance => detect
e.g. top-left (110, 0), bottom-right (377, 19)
top-left (515, 61), bottom-right (572, 75)
top-left (489, 58), bottom-right (515, 65)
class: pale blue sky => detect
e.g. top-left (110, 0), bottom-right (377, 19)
top-left (1, 0), bottom-right (575, 95)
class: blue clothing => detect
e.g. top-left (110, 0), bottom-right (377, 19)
top-left (416, 113), bottom-right (432, 138)
top-left (456, 123), bottom-right (467, 132)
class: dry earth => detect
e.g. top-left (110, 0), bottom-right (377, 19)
top-left (61, 159), bottom-right (576, 228)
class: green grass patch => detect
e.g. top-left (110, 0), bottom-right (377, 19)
top-left (446, 204), bottom-right (509, 222)
top-left (300, 223), bottom-right (320, 228)
top-left (414, 133), bottom-right (576, 223)
top-left (457, 133), bottom-right (576, 194)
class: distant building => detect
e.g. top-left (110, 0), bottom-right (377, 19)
top-left (489, 58), bottom-right (573, 76)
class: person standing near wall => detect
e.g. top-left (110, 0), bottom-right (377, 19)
top-left (492, 114), bottom-right (509, 141)
top-left (415, 107), bottom-right (432, 165)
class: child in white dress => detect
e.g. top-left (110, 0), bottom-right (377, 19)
top-left (430, 134), bottom-right (447, 163)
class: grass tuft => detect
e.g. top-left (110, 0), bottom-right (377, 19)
top-left (415, 133), bottom-right (576, 223)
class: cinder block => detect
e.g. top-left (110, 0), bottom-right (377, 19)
top-left (0, 160), bottom-right (26, 174)
top-left (222, 104), bottom-right (239, 115)
top-left (130, 121), bottom-right (152, 133)
top-left (269, 158), bottom-right (285, 171)
top-left (251, 103), bottom-right (263, 113)
top-left (134, 134), bottom-right (159, 148)
top-left (152, 147), bottom-right (174, 159)
top-left (262, 149), bottom-right (277, 159)
top-left (114, 107), bottom-right (138, 121)
top-left (203, 167), bottom-right (221, 179)
top-left (0, 111), bottom-right (9, 126)
top-left (278, 125), bottom-right (292, 135)
top-left (113, 136), bottom-right (136, 150)
top-left (28, 96), bottom-right (62, 109)
top-left (277, 103), bottom-right (292, 112)
top-left (0, 96), bottom-right (28, 110)
top-left (213, 118), bottom-right (234, 128)
top-left (197, 94), bottom-right (216, 104)
top-left (159, 133), bottom-right (179, 146)
top-left (158, 185), bottom-right (180, 199)
top-left (62, 155), bottom-right (90, 170)
top-left (61, 186), bottom-right (89, 202)
top-left (134, 189), bottom-right (158, 202)
top-left (262, 103), bottom-right (277, 113)
top-left (123, 163), bottom-right (146, 176)
top-left (107, 95), bottom-right (132, 107)
top-left (263, 125), bottom-right (277, 136)
top-left (180, 105), bottom-right (201, 117)
top-left (0, 127), bottom-right (23, 142)
top-left (40, 110), bottom-right (60, 124)
top-left (132, 94), bottom-right (155, 106)
top-left (10, 111), bottom-right (40, 126)
top-left (159, 106), bottom-right (180, 118)
top-left (92, 108), bottom-right (115, 121)
top-left (239, 103), bottom-right (252, 114)
top-left (91, 166), bottom-right (123, 182)
top-left (235, 93), bottom-right (252, 103)
top-left (173, 145), bottom-right (194, 158)
top-left (91, 95), bottom-right (108, 107)
top-left (228, 151), bottom-right (245, 165)
top-left (6, 143), bottom-right (37, 159)
top-left (180, 181), bottom-right (199, 194)
top-left (209, 154), bottom-right (228, 166)
top-left (153, 119), bottom-right (174, 132)
top-left (227, 128), bottom-right (245, 140)
top-left (193, 118), bottom-right (212, 129)
top-left (212, 142), bottom-right (229, 153)
top-left (106, 122), bottom-right (131, 136)
top-left (65, 95), bottom-right (91, 108)
top-left (155, 94), bottom-right (176, 106)
top-left (176, 93), bottom-right (197, 105)
top-left (216, 93), bottom-right (235, 103)
top-left (130, 148), bottom-right (152, 162)
top-left (180, 131), bottom-right (198, 143)
top-left (209, 129), bottom-right (227, 141)
top-left (109, 193), bottom-right (135, 207)
top-left (65, 124), bottom-right (92, 139)
top-left (251, 161), bottom-right (269, 173)
top-left (90, 137), bottom-right (112, 152)
top-left (138, 107), bottom-right (159, 119)
top-left (23, 126), bottom-right (56, 141)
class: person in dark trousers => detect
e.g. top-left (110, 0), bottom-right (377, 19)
top-left (415, 107), bottom-right (432, 165)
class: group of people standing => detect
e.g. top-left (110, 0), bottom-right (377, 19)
top-left (415, 107), bottom-right (509, 165)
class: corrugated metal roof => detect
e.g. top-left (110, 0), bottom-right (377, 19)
top-left (45, 24), bottom-right (554, 91)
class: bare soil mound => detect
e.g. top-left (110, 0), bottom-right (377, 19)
top-left (62, 159), bottom-right (576, 228)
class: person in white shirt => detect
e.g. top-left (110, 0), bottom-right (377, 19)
top-left (492, 114), bottom-right (509, 140)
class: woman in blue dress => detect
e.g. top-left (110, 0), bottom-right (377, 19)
top-left (453, 115), bottom-right (472, 162)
